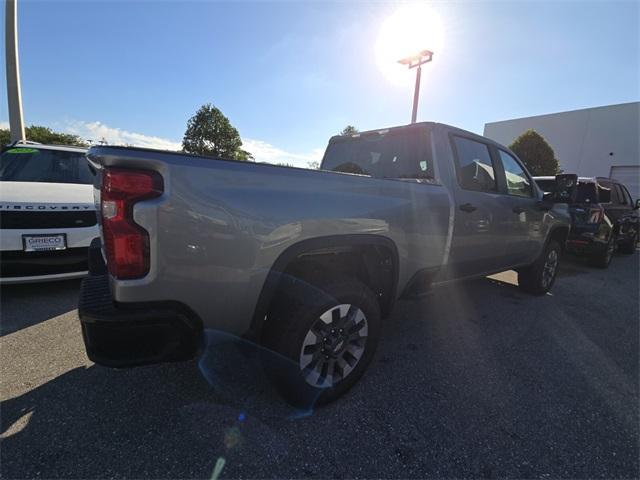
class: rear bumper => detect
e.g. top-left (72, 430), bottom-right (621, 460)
top-left (0, 246), bottom-right (91, 283)
top-left (566, 231), bottom-right (609, 255)
top-left (78, 243), bottom-right (202, 367)
top-left (1, 270), bottom-right (88, 285)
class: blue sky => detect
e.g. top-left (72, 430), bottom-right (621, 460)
top-left (1, 0), bottom-right (638, 166)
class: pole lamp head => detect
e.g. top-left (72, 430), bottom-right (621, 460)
top-left (398, 49), bottom-right (434, 69)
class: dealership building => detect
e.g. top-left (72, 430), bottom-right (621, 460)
top-left (483, 102), bottom-right (640, 199)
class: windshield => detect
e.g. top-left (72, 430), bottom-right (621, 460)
top-left (321, 128), bottom-right (434, 180)
top-left (0, 147), bottom-right (92, 185)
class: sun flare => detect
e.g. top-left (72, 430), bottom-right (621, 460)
top-left (375, 4), bottom-right (444, 86)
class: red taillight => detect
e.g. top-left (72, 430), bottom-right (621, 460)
top-left (101, 168), bottom-right (163, 279)
top-left (587, 205), bottom-right (604, 224)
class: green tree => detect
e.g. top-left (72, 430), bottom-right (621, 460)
top-left (509, 129), bottom-right (560, 176)
top-left (340, 125), bottom-right (358, 136)
top-left (0, 125), bottom-right (87, 147)
top-left (182, 103), bottom-right (253, 161)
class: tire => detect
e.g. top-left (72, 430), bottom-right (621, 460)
top-left (589, 234), bottom-right (616, 268)
top-left (619, 232), bottom-right (638, 255)
top-left (518, 240), bottom-right (561, 295)
top-left (261, 275), bottom-right (381, 408)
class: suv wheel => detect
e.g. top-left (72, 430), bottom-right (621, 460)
top-left (518, 240), bottom-right (561, 295)
top-left (619, 232), bottom-right (638, 255)
top-left (589, 234), bottom-right (616, 268)
top-left (262, 275), bottom-right (381, 408)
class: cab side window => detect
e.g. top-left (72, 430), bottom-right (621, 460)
top-left (621, 185), bottom-right (634, 205)
top-left (452, 136), bottom-right (497, 192)
top-left (615, 184), bottom-right (628, 205)
top-left (497, 150), bottom-right (532, 197)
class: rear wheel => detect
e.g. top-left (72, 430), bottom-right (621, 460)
top-left (518, 240), bottom-right (561, 295)
top-left (262, 275), bottom-right (381, 407)
top-left (589, 234), bottom-right (615, 268)
top-left (619, 232), bottom-right (638, 255)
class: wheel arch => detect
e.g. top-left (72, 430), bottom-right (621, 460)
top-left (247, 234), bottom-right (400, 341)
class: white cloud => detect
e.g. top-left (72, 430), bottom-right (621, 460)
top-left (64, 119), bottom-right (322, 168)
top-left (65, 120), bottom-right (182, 151)
top-left (241, 138), bottom-right (323, 168)
top-left (0, 121), bottom-right (9, 130)
top-left (3, 117), bottom-right (323, 169)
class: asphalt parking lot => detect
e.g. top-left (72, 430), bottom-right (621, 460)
top-left (1, 252), bottom-right (638, 479)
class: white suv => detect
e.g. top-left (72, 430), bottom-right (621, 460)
top-left (0, 142), bottom-right (99, 283)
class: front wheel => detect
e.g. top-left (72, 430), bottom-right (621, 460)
top-left (618, 232), bottom-right (638, 255)
top-left (518, 240), bottom-right (561, 295)
top-left (262, 275), bottom-right (381, 408)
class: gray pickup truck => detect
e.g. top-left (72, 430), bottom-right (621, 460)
top-left (79, 122), bottom-right (571, 405)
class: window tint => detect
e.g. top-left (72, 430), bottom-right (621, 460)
top-left (597, 180), bottom-right (612, 203)
top-left (452, 136), bottom-right (497, 192)
top-left (322, 129), bottom-right (433, 180)
top-left (497, 150), bottom-right (532, 197)
top-left (0, 147), bottom-right (92, 184)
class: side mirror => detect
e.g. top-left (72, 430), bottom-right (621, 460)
top-left (553, 174), bottom-right (578, 203)
top-left (635, 199), bottom-right (640, 210)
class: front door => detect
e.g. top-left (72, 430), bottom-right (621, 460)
top-left (494, 148), bottom-right (545, 266)
top-left (446, 135), bottom-right (512, 279)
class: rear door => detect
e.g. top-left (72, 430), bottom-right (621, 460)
top-left (445, 134), bottom-right (512, 279)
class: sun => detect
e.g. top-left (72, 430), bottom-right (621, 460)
top-left (375, 4), bottom-right (444, 86)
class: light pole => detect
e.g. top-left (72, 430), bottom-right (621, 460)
top-left (5, 0), bottom-right (26, 143)
top-left (398, 50), bottom-right (433, 124)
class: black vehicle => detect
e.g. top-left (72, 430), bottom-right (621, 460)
top-left (535, 176), bottom-right (639, 268)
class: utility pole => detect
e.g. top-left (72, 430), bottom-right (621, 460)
top-left (398, 50), bottom-right (433, 124)
top-left (5, 0), bottom-right (26, 143)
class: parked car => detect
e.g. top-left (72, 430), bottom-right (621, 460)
top-left (535, 176), bottom-right (639, 267)
top-left (0, 142), bottom-right (99, 283)
top-left (79, 122), bottom-right (571, 406)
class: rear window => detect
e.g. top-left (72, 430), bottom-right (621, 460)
top-left (0, 147), bottom-right (92, 185)
top-left (576, 182), bottom-right (598, 203)
top-left (322, 128), bottom-right (433, 180)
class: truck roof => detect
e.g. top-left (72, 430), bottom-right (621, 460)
top-left (328, 121), bottom-right (511, 151)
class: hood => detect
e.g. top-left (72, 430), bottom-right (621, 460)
top-left (0, 181), bottom-right (95, 211)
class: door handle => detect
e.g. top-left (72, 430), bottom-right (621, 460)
top-left (512, 206), bottom-right (525, 214)
top-left (459, 203), bottom-right (477, 213)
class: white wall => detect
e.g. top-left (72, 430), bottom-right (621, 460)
top-left (483, 102), bottom-right (640, 179)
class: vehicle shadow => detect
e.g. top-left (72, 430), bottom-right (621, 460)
top-left (0, 358), bottom-right (295, 479)
top-left (0, 279), bottom-right (82, 336)
top-left (1, 267), bottom-right (637, 479)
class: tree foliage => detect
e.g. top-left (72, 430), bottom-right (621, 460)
top-left (0, 125), bottom-right (87, 148)
top-left (182, 103), bottom-right (253, 161)
top-left (509, 129), bottom-right (560, 176)
top-left (340, 125), bottom-right (359, 136)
